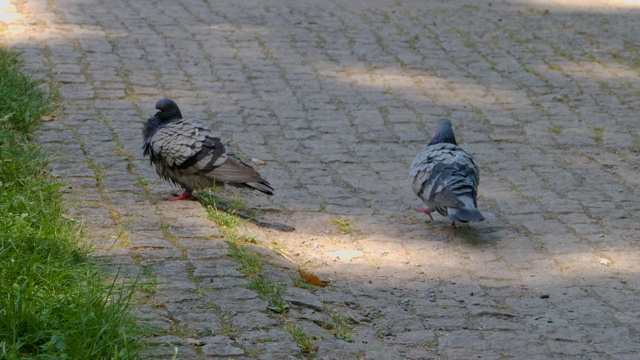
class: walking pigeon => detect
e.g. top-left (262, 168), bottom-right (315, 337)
top-left (143, 98), bottom-right (274, 200)
top-left (409, 118), bottom-right (484, 227)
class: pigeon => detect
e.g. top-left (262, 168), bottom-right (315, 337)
top-left (409, 118), bottom-right (484, 228)
top-left (143, 98), bottom-right (274, 200)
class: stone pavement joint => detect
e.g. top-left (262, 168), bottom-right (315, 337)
top-left (4, 0), bottom-right (640, 358)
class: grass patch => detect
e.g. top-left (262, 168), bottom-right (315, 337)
top-left (547, 63), bottom-right (562, 71)
top-left (591, 127), bottom-right (605, 143)
top-left (203, 196), bottom-right (326, 352)
top-left (249, 277), bottom-right (289, 314)
top-left (553, 47), bottom-right (568, 57)
top-left (227, 241), bottom-right (264, 277)
top-left (0, 46), bottom-right (142, 358)
top-left (204, 198), bottom-right (289, 312)
top-left (547, 125), bottom-right (563, 134)
top-left (462, 38), bottom-right (475, 49)
top-left (283, 321), bottom-right (318, 354)
top-left (218, 311), bottom-right (239, 338)
top-left (0, 55), bottom-right (52, 137)
top-left (529, 7), bottom-right (550, 16)
top-left (327, 310), bottom-right (355, 343)
top-left (225, 235), bottom-right (290, 313)
top-left (330, 218), bottom-right (354, 234)
top-left (513, 36), bottom-right (531, 45)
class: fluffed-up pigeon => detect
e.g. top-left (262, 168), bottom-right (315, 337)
top-left (143, 98), bottom-right (274, 200)
top-left (409, 118), bottom-right (484, 227)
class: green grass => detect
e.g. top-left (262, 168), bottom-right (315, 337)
top-left (547, 125), bottom-right (564, 134)
top-left (553, 46), bottom-right (568, 58)
top-left (0, 58), bottom-right (51, 137)
top-left (204, 198), bottom-right (322, 351)
top-left (512, 36), bottom-right (531, 45)
top-left (204, 199), bottom-right (289, 312)
top-left (227, 242), bottom-right (264, 278)
top-left (0, 47), bottom-right (142, 358)
top-left (330, 218), bottom-right (354, 234)
top-left (327, 311), bottom-right (354, 343)
top-left (462, 38), bottom-right (475, 49)
top-left (283, 321), bottom-right (318, 354)
top-left (547, 63), bottom-right (562, 71)
top-left (591, 127), bottom-right (605, 143)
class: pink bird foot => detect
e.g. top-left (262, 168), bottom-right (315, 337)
top-left (415, 206), bottom-right (434, 220)
top-left (165, 190), bottom-right (195, 201)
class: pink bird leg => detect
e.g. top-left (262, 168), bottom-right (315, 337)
top-left (415, 206), bottom-right (434, 220)
top-left (166, 190), bottom-right (194, 201)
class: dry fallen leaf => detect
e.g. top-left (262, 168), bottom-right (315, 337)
top-left (40, 114), bottom-right (57, 122)
top-left (297, 269), bottom-right (330, 287)
top-left (153, 301), bottom-right (166, 308)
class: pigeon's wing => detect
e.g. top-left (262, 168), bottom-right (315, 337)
top-left (149, 119), bottom-right (274, 195)
top-left (433, 187), bottom-right (465, 208)
top-left (410, 143), bottom-right (479, 210)
top-left (410, 143), bottom-right (455, 200)
top-left (149, 119), bottom-right (225, 169)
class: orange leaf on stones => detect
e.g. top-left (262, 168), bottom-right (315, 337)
top-left (297, 269), bottom-right (330, 287)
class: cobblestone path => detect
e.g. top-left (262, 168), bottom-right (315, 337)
top-left (3, 0), bottom-right (640, 358)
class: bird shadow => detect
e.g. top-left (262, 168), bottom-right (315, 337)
top-left (196, 192), bottom-right (295, 232)
top-left (422, 219), bottom-right (498, 246)
top-left (448, 223), bottom-right (501, 246)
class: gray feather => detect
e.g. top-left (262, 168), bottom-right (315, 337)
top-left (409, 118), bottom-right (484, 223)
top-left (143, 98), bottom-right (274, 195)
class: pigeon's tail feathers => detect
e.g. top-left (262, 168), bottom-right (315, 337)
top-left (448, 207), bottom-right (485, 223)
top-left (207, 160), bottom-right (274, 195)
top-left (447, 196), bottom-right (485, 223)
top-left (244, 181), bottom-right (275, 196)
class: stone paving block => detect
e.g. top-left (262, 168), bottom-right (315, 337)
top-left (231, 311), bottom-right (279, 331)
top-left (128, 230), bottom-right (171, 249)
top-left (192, 259), bottom-right (244, 278)
top-left (547, 339), bottom-right (595, 356)
top-left (200, 335), bottom-right (245, 356)
top-left (212, 297), bottom-right (269, 315)
top-left (592, 340), bottom-right (640, 357)
top-left (140, 345), bottom-right (197, 359)
top-left (135, 247), bottom-right (184, 261)
top-left (442, 349), bottom-right (502, 360)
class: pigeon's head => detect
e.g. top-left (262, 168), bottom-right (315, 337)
top-left (428, 118), bottom-right (457, 146)
top-left (154, 98), bottom-right (183, 122)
